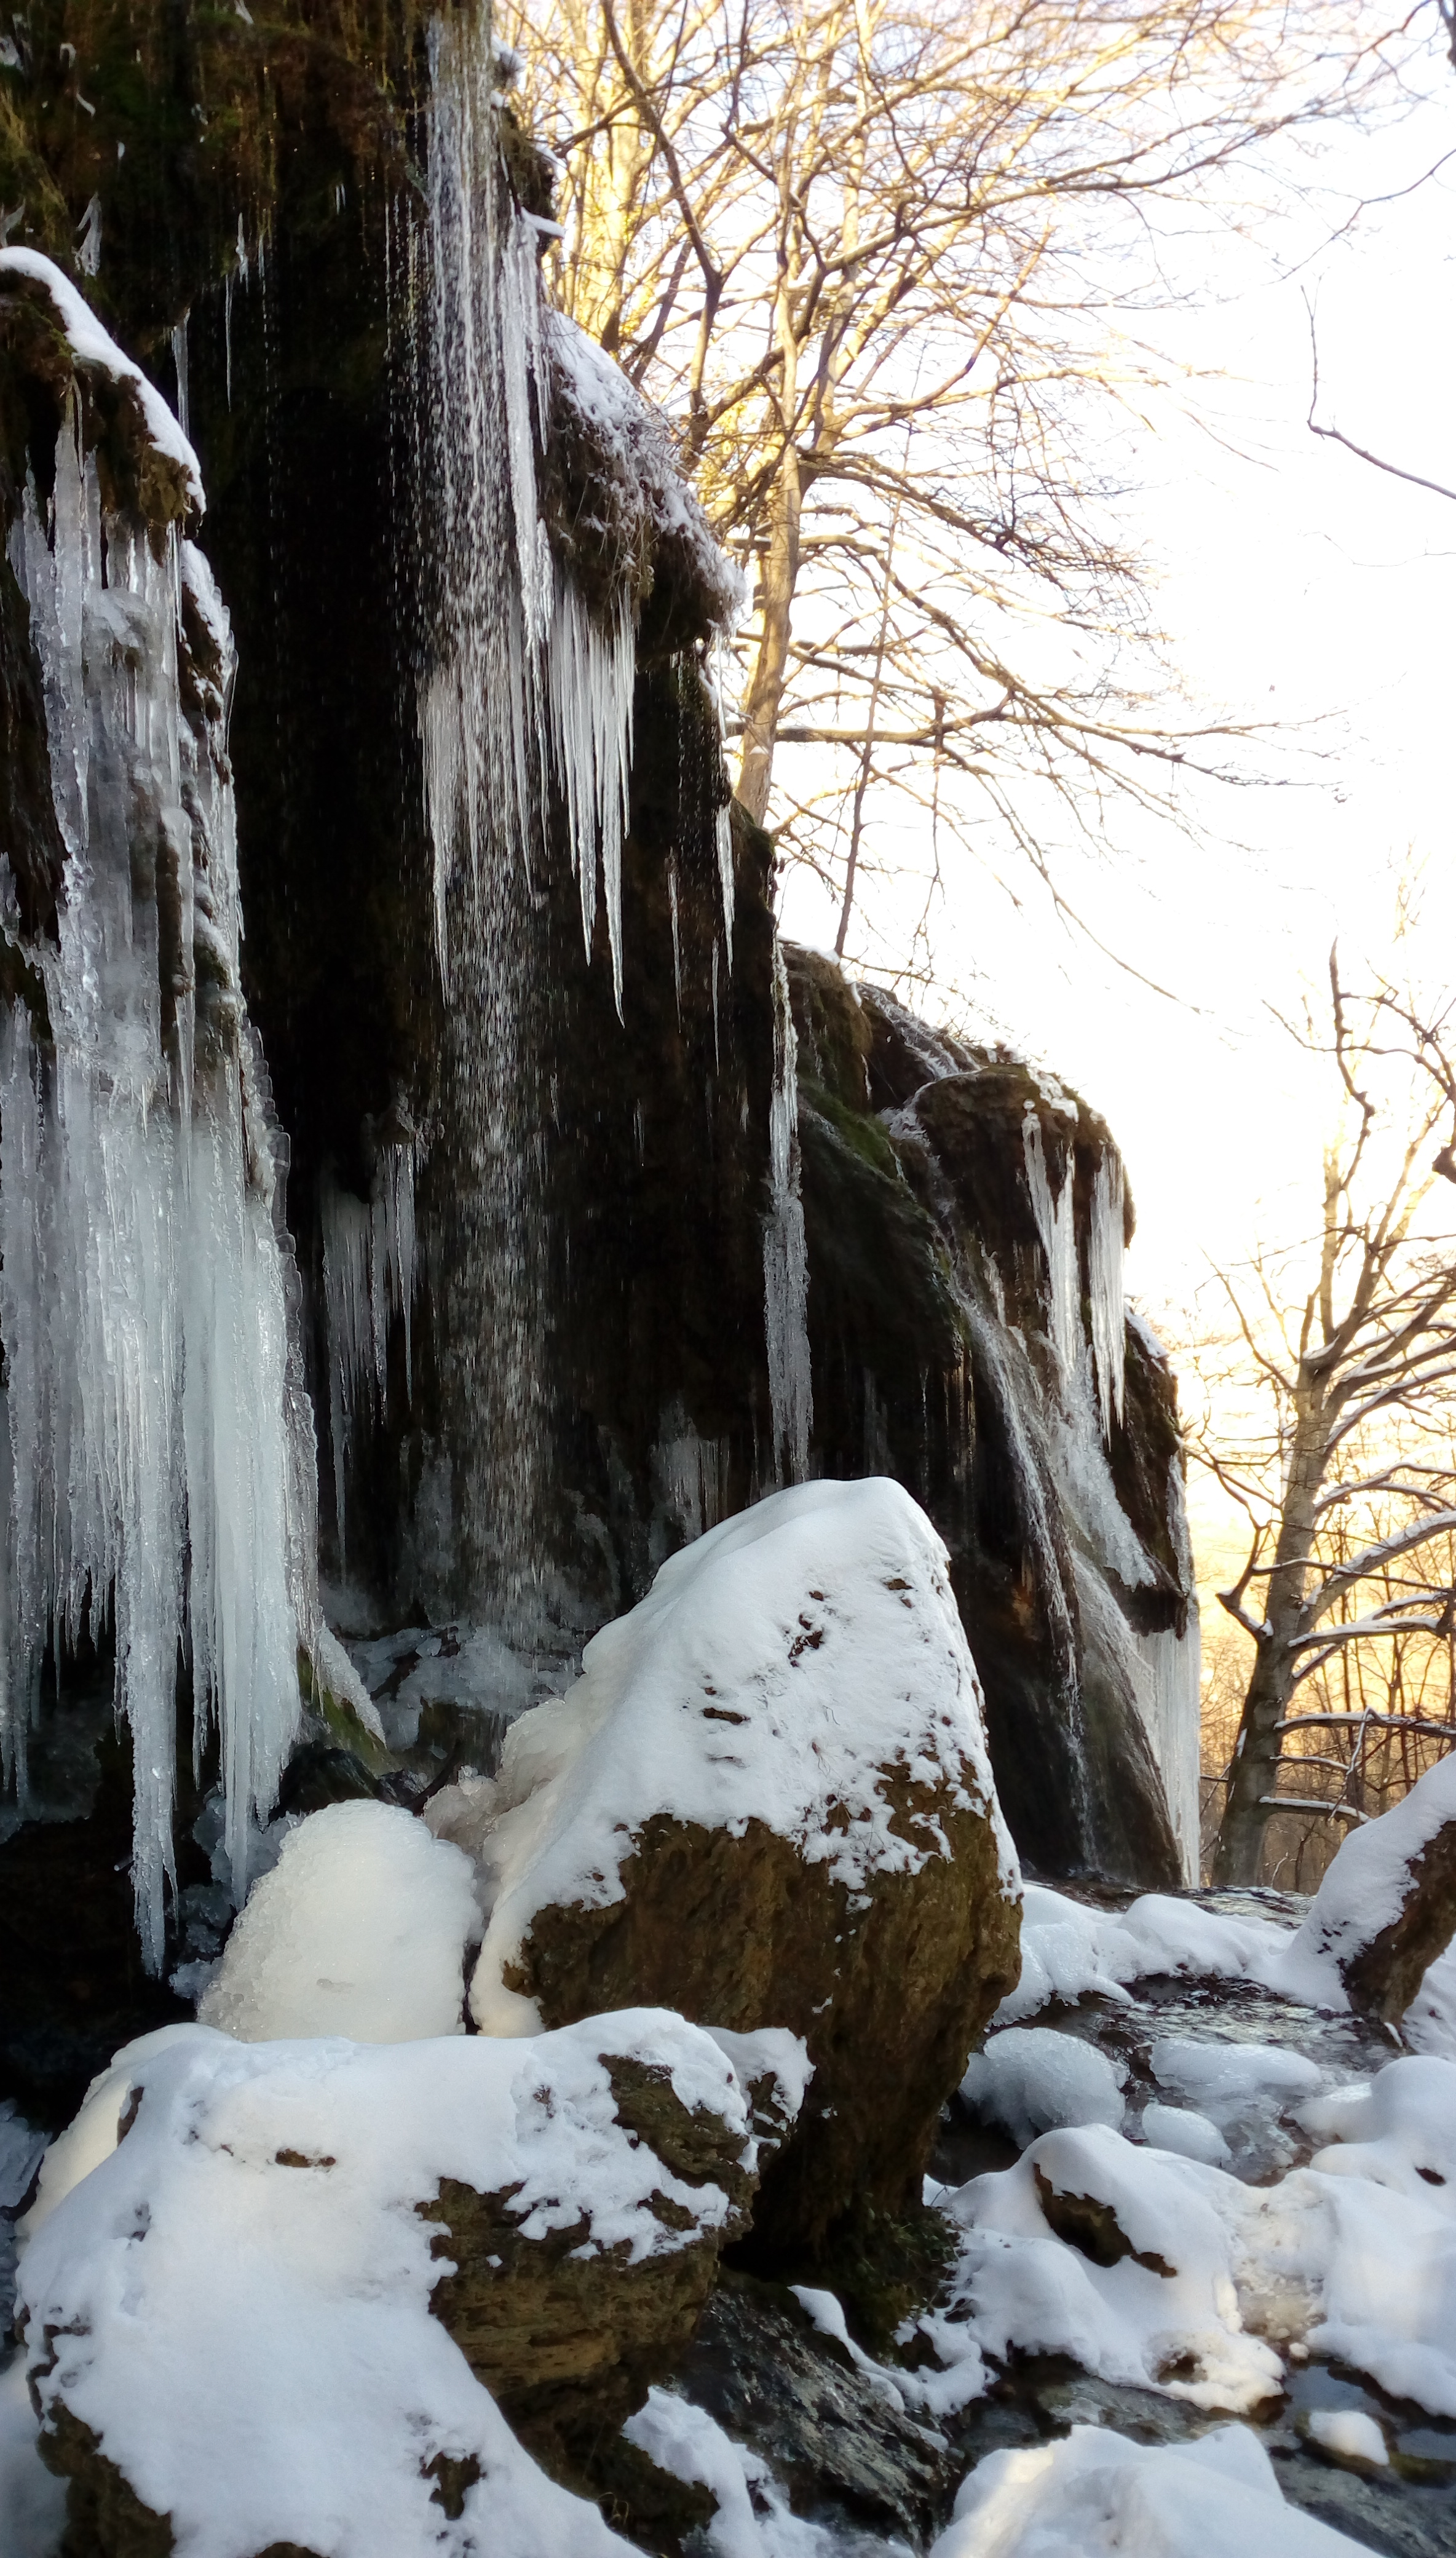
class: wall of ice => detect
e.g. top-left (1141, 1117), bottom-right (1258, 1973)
top-left (0, 260), bottom-right (314, 1963)
top-left (1021, 1105), bottom-right (1197, 1880)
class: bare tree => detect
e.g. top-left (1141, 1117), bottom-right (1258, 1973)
top-left (1195, 961), bottom-right (1456, 1886)
top-left (505, 0), bottom-right (1403, 951)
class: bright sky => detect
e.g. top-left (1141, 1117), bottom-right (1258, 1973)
top-left (776, 57), bottom-right (1456, 1588)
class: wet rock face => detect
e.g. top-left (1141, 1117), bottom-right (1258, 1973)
top-left (786, 948), bottom-right (1193, 1890)
top-left (673, 2270), bottom-right (957, 2543)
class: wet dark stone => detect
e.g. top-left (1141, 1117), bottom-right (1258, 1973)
top-left (674, 2271), bottom-right (956, 2546)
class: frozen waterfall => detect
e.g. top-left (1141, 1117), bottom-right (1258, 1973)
top-left (0, 291), bottom-right (312, 1963)
top-left (764, 941), bottom-right (813, 1486)
top-left (1023, 1109), bottom-right (1126, 1443)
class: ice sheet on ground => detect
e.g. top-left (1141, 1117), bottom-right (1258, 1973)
top-left (930, 2420), bottom-right (1379, 2556)
top-left (461, 1478), bottom-right (1016, 2034)
top-left (962, 2027), bottom-right (1125, 2144)
top-left (18, 2013), bottom-right (793, 2558)
top-left (197, 1801), bottom-right (479, 2042)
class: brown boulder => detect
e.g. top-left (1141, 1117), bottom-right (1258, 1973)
top-left (445, 1478), bottom-right (1022, 2264)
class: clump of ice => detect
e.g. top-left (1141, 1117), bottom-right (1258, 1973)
top-left (944, 2122), bottom-right (1286, 2413)
top-left (962, 2027), bottom-right (1125, 2145)
top-left (198, 1802), bottom-right (479, 2043)
top-left (462, 1478), bottom-right (1017, 2034)
top-left (1305, 2407), bottom-right (1388, 2467)
top-left (1141, 2102), bottom-right (1230, 2166)
top-left (930, 2420), bottom-right (1375, 2557)
top-left (1150, 2038), bottom-right (1324, 2175)
top-left (19, 2013), bottom-right (794, 2558)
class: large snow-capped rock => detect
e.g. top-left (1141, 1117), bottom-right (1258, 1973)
top-left (432, 1476), bottom-right (1021, 2256)
top-left (1281, 1748), bottom-right (1456, 2022)
top-left (18, 2011), bottom-right (805, 2554)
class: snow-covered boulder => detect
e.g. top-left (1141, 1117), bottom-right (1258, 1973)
top-left (434, 1478), bottom-right (1021, 2254)
top-left (1282, 1749), bottom-right (1456, 2022)
top-left (198, 1799), bottom-right (480, 2041)
top-left (18, 2011), bottom-right (806, 2554)
top-left (930, 2420), bottom-right (1376, 2557)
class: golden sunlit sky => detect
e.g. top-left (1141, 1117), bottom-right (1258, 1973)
top-left (778, 62), bottom-right (1456, 1603)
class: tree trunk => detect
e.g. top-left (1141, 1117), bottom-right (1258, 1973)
top-left (735, 444), bottom-right (801, 826)
top-left (1213, 1372), bottom-right (1331, 1885)
top-left (1212, 1634), bottom-right (1296, 1884)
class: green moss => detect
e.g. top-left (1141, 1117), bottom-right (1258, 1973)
top-left (296, 1644), bottom-right (395, 1776)
top-left (808, 2198), bottom-right (959, 2360)
top-left (799, 1078), bottom-right (898, 1180)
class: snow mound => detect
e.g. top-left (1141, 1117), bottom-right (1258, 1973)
top-left (1140, 2102), bottom-right (1230, 2165)
top-left (465, 1477), bottom-right (1016, 2034)
top-left (18, 2013), bottom-right (788, 2558)
top-left (931, 2420), bottom-right (1376, 2557)
top-left (199, 1801), bottom-right (479, 2042)
top-left (962, 2027), bottom-right (1125, 2144)
top-left (934, 2053), bottom-right (1456, 2421)
top-left (996, 1883), bottom-right (1343, 2027)
top-left (945, 2123), bottom-right (1284, 2413)
top-left (0, 247), bottom-right (203, 509)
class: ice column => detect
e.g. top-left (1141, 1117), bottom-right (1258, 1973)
top-left (1023, 1112), bottom-right (1079, 1389)
top-left (417, 13), bottom-right (636, 1005)
top-left (320, 1142), bottom-right (417, 1564)
top-left (1088, 1154), bottom-right (1126, 1438)
top-left (764, 940), bottom-right (813, 1484)
top-left (0, 379), bottom-right (308, 1960)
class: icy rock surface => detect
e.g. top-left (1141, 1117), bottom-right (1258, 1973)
top-left (0, 259), bottom-right (314, 1963)
top-left (197, 1800), bottom-right (479, 2042)
top-left (930, 2420), bottom-right (1376, 2557)
top-left (17, 2013), bottom-right (794, 2558)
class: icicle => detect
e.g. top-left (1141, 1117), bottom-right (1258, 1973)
top-left (716, 804), bottom-right (735, 959)
top-left (1088, 1152), bottom-right (1126, 1440)
top-left (0, 333), bottom-right (308, 1962)
top-left (1132, 1622), bottom-right (1201, 1885)
top-left (171, 315), bottom-right (189, 440)
top-left (417, 20), bottom-right (636, 1006)
top-left (667, 857), bottom-right (682, 1024)
top-left (1022, 1111), bottom-right (1079, 1390)
top-left (763, 938), bottom-right (812, 1485)
top-left (320, 1142), bottom-right (417, 1562)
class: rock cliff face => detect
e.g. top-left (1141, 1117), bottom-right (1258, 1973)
top-left (0, 0), bottom-right (1196, 2064)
